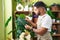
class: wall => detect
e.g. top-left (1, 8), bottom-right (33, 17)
top-left (39, 0), bottom-right (60, 6)
top-left (0, 0), bottom-right (5, 40)
top-left (4, 0), bottom-right (12, 40)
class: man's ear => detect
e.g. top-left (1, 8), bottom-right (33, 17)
top-left (43, 7), bottom-right (46, 11)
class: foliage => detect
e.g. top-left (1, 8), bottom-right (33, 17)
top-left (5, 16), bottom-right (12, 35)
top-left (15, 0), bottom-right (28, 7)
top-left (15, 0), bottom-right (38, 7)
top-left (5, 16), bottom-right (12, 27)
top-left (15, 14), bottom-right (35, 38)
top-left (16, 14), bottom-right (25, 19)
top-left (47, 9), bottom-right (60, 20)
top-left (47, 10), bottom-right (55, 19)
top-left (28, 2), bottom-right (34, 7)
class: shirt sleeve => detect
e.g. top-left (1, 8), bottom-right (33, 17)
top-left (41, 16), bottom-right (52, 30)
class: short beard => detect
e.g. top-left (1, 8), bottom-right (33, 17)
top-left (38, 12), bottom-right (41, 15)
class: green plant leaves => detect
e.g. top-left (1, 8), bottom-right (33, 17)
top-left (47, 10), bottom-right (60, 20)
top-left (5, 16), bottom-right (12, 27)
top-left (16, 14), bottom-right (25, 19)
top-left (47, 10), bottom-right (55, 19)
top-left (15, 14), bottom-right (35, 38)
top-left (6, 13), bottom-right (35, 38)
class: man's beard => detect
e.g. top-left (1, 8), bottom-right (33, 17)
top-left (38, 12), bottom-right (41, 15)
top-left (32, 12), bottom-right (40, 15)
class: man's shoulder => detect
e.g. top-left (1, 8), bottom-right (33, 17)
top-left (46, 14), bottom-right (51, 18)
top-left (45, 14), bottom-right (52, 20)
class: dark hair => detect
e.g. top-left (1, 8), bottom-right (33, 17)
top-left (34, 1), bottom-right (47, 10)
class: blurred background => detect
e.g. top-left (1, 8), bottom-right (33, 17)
top-left (0, 0), bottom-right (60, 40)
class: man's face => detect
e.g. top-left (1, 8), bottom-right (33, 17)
top-left (33, 7), bottom-right (40, 15)
top-left (33, 6), bottom-right (45, 15)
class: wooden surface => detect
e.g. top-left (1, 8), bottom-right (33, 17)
top-left (53, 23), bottom-right (60, 25)
top-left (14, 11), bottom-right (31, 15)
top-left (52, 34), bottom-right (60, 37)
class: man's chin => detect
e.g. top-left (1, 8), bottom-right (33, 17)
top-left (38, 13), bottom-right (40, 15)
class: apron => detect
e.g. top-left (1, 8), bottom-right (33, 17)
top-left (37, 32), bottom-right (52, 40)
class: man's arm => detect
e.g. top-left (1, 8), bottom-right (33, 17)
top-left (33, 27), bottom-right (48, 36)
top-left (25, 18), bottom-right (37, 28)
top-left (33, 16), bottom-right (52, 36)
top-left (28, 20), bottom-right (37, 28)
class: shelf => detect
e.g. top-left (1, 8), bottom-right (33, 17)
top-left (52, 34), bottom-right (60, 37)
top-left (14, 11), bottom-right (31, 15)
top-left (14, 11), bottom-right (31, 13)
top-left (52, 10), bottom-right (60, 13)
top-left (53, 23), bottom-right (60, 25)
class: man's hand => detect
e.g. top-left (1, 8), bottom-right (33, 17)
top-left (25, 24), bottom-right (31, 30)
top-left (25, 17), bottom-right (31, 22)
top-left (25, 17), bottom-right (37, 28)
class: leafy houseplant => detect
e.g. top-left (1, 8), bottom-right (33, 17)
top-left (5, 14), bottom-right (35, 40)
top-left (15, 14), bottom-right (35, 39)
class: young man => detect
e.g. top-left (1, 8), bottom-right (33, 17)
top-left (25, 1), bottom-right (52, 40)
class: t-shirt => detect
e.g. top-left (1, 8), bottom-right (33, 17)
top-left (37, 14), bottom-right (52, 32)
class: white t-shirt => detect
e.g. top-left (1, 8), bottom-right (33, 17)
top-left (37, 14), bottom-right (52, 32)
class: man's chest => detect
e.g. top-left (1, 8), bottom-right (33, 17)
top-left (37, 17), bottom-right (44, 28)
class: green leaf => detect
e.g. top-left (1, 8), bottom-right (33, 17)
top-left (8, 30), bottom-right (12, 35)
top-left (16, 14), bottom-right (25, 19)
top-left (47, 10), bottom-right (55, 19)
top-left (19, 14), bottom-right (25, 19)
top-left (47, 10), bottom-right (60, 20)
top-left (5, 16), bottom-right (12, 27)
top-left (15, 15), bottom-right (35, 38)
top-left (8, 29), bottom-right (16, 35)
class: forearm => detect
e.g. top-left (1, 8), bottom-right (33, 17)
top-left (33, 27), bottom-right (48, 36)
top-left (28, 20), bottom-right (37, 28)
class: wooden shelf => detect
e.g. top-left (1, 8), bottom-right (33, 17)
top-left (52, 34), bottom-right (60, 37)
top-left (14, 11), bottom-right (31, 15)
top-left (14, 11), bottom-right (31, 13)
top-left (15, 11), bottom-right (30, 12)
top-left (53, 23), bottom-right (60, 25)
top-left (52, 10), bottom-right (60, 13)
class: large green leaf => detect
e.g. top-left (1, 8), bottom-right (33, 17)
top-left (15, 14), bottom-right (35, 38)
top-left (47, 10), bottom-right (60, 20)
top-left (5, 16), bottom-right (12, 27)
top-left (7, 14), bottom-right (35, 38)
top-left (47, 10), bottom-right (55, 19)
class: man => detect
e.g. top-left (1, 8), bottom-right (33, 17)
top-left (25, 1), bottom-right (52, 40)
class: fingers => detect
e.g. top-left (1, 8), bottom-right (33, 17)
top-left (33, 28), bottom-right (37, 32)
top-left (25, 24), bottom-right (31, 29)
top-left (25, 17), bottom-right (29, 21)
top-left (25, 17), bottom-right (28, 20)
